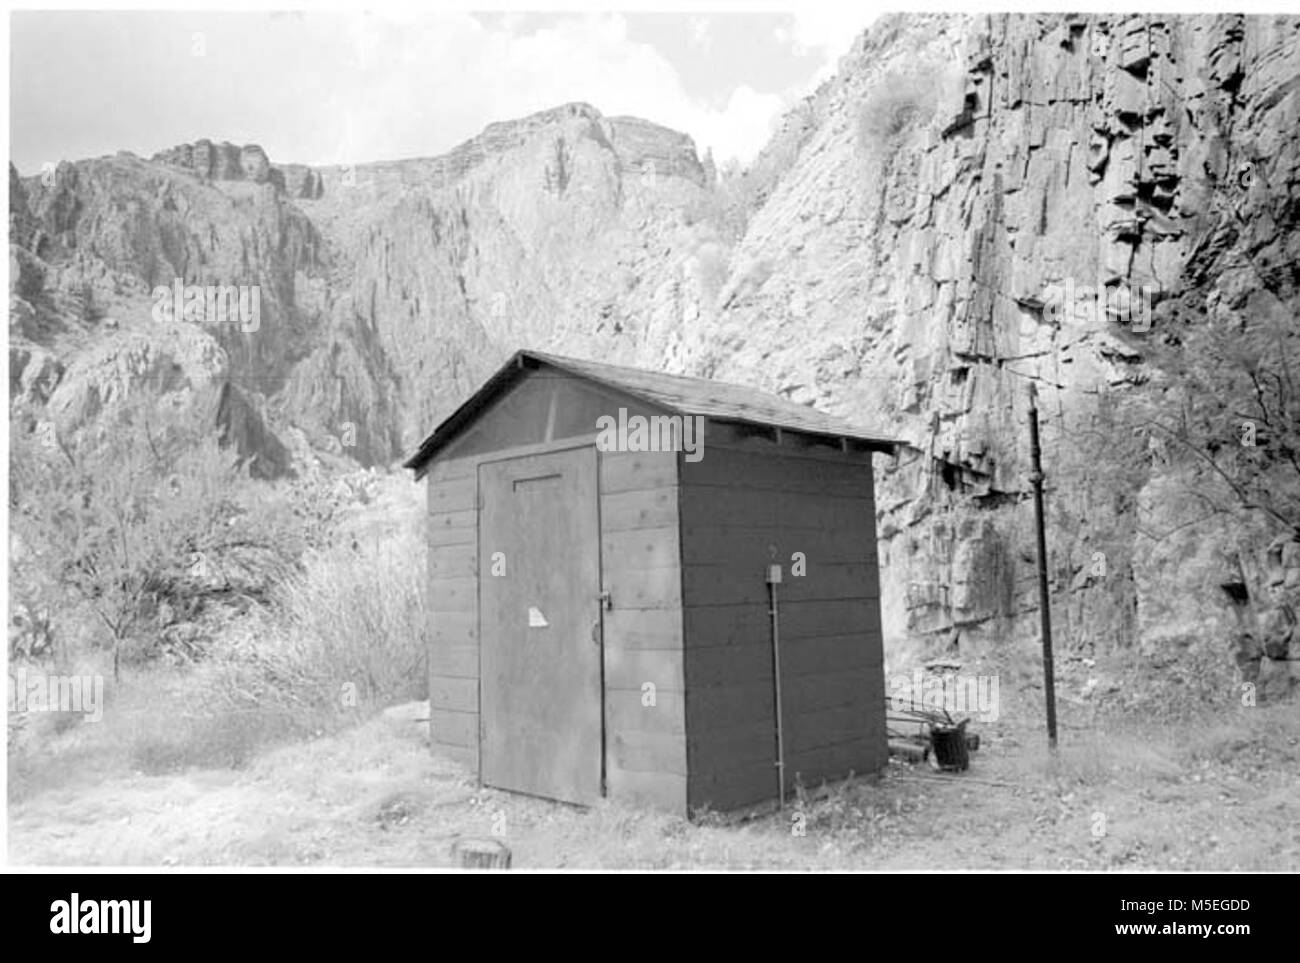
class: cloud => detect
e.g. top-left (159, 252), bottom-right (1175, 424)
top-left (783, 10), bottom-right (877, 57)
top-left (688, 16), bottom-right (714, 52)
top-left (322, 13), bottom-right (790, 168)
top-left (777, 10), bottom-right (880, 83)
top-left (670, 85), bottom-right (787, 167)
top-left (11, 12), bottom-right (832, 173)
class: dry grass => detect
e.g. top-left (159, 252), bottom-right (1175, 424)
top-left (269, 533), bottom-right (428, 708)
top-left (11, 693), bottom-right (1299, 868)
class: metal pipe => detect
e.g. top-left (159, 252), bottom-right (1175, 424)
top-left (766, 567), bottom-right (786, 808)
top-left (1028, 385), bottom-right (1058, 749)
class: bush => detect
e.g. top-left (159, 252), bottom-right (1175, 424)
top-left (202, 528), bottom-right (429, 735)
top-left (685, 241), bottom-right (730, 308)
top-left (858, 60), bottom-right (951, 151)
top-left (9, 394), bottom-right (306, 676)
top-left (11, 389), bottom-right (423, 782)
top-left (106, 530), bottom-right (427, 777)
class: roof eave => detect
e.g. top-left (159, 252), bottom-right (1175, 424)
top-left (404, 349), bottom-right (904, 475)
top-left (402, 349), bottom-right (533, 476)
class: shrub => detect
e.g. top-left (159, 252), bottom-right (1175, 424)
top-left (9, 394), bottom-right (305, 677)
top-left (857, 59), bottom-right (953, 154)
top-left (198, 528), bottom-right (429, 740)
top-left (115, 529), bottom-right (427, 776)
top-left (686, 241), bottom-right (729, 307)
top-left (277, 531), bottom-right (427, 706)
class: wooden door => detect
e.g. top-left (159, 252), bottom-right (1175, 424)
top-left (478, 446), bottom-right (603, 804)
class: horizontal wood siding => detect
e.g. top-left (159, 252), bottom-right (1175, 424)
top-left (598, 449), bottom-right (687, 814)
top-left (680, 440), bottom-right (888, 813)
top-left (427, 455), bottom-right (482, 774)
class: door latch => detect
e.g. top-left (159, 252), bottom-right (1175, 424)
top-left (598, 590), bottom-right (612, 611)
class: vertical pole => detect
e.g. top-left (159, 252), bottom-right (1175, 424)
top-left (1028, 385), bottom-right (1058, 749)
top-left (767, 568), bottom-right (786, 809)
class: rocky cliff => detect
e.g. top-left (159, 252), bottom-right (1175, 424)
top-left (10, 13), bottom-right (1299, 680)
top-left (689, 13), bottom-right (1299, 687)
top-left (152, 139), bottom-right (325, 199)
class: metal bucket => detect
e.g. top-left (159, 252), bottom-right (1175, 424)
top-left (930, 719), bottom-right (970, 772)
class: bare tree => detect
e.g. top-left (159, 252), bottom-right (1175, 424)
top-left (10, 395), bottom-right (303, 679)
top-left (1140, 303), bottom-right (1300, 534)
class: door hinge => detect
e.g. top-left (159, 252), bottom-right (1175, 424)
top-left (598, 590), bottom-right (612, 611)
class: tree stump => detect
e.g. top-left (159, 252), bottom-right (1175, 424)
top-left (452, 837), bottom-right (512, 870)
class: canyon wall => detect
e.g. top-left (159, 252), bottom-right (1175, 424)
top-left (689, 13), bottom-right (1299, 681)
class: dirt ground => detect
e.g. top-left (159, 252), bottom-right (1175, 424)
top-left (9, 691), bottom-right (1298, 870)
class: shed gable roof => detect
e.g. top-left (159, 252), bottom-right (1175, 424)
top-left (404, 349), bottom-right (900, 474)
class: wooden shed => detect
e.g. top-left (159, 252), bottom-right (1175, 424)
top-left (404, 349), bottom-right (899, 815)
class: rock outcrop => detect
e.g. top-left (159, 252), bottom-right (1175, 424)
top-left (151, 139), bottom-right (325, 198)
top-left (605, 116), bottom-right (708, 184)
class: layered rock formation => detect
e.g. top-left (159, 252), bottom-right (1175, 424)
top-left (9, 14), bottom-right (1299, 679)
top-left (152, 139), bottom-right (325, 198)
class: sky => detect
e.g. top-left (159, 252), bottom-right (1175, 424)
top-left (9, 10), bottom-right (880, 175)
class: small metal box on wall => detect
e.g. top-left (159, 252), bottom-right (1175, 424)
top-left (405, 349), bottom-right (899, 815)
